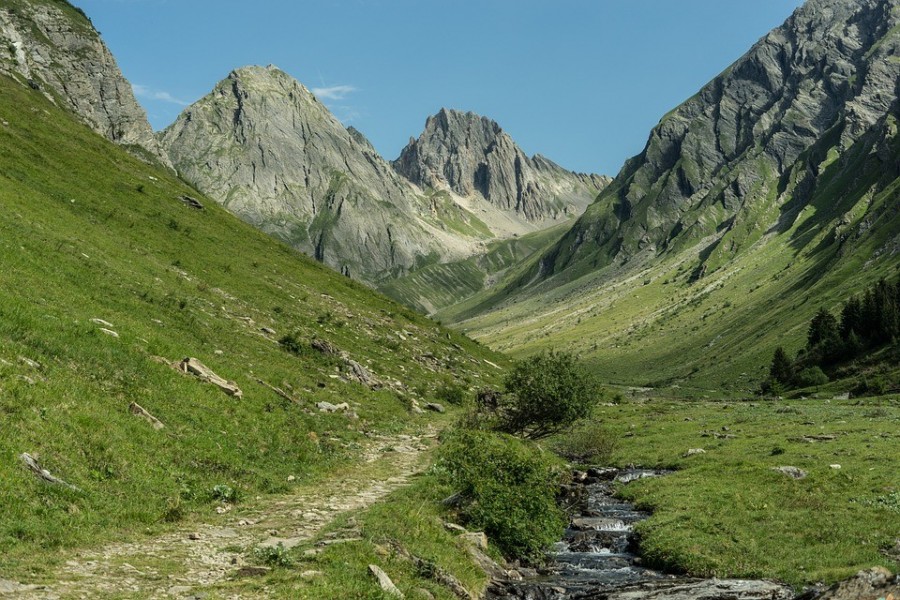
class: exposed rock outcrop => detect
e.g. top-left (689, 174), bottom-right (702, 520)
top-left (394, 108), bottom-right (609, 222)
top-left (532, 0), bottom-right (900, 284)
top-left (0, 0), bottom-right (170, 167)
top-left (160, 65), bottom-right (484, 285)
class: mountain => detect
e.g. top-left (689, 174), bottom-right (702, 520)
top-left (160, 66), bottom-right (504, 285)
top-left (451, 0), bottom-right (900, 390)
top-left (0, 0), bottom-right (170, 167)
top-left (160, 68), bottom-right (608, 289)
top-left (394, 108), bottom-right (608, 223)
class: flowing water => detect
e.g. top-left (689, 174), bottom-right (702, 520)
top-left (485, 468), bottom-right (795, 600)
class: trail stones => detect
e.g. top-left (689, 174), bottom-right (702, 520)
top-left (129, 402), bottom-right (164, 430)
top-left (369, 564), bottom-right (404, 597)
top-left (0, 579), bottom-right (43, 594)
top-left (19, 453), bottom-right (81, 491)
top-left (173, 357), bottom-right (242, 398)
top-left (772, 466), bottom-right (807, 479)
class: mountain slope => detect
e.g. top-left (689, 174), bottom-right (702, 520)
top-left (394, 108), bottom-right (608, 224)
top-left (0, 71), bottom-right (503, 574)
top-left (453, 0), bottom-right (900, 390)
top-left (160, 66), bottom-right (497, 285)
top-left (0, 0), bottom-right (170, 166)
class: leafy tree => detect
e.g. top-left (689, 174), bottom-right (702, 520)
top-left (500, 351), bottom-right (600, 439)
top-left (769, 346), bottom-right (793, 385)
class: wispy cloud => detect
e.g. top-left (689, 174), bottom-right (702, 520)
top-left (311, 85), bottom-right (357, 101)
top-left (132, 84), bottom-right (189, 106)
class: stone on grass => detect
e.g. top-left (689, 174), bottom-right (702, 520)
top-left (174, 357), bottom-right (242, 398)
top-left (368, 564), bottom-right (404, 597)
top-left (425, 402), bottom-right (445, 414)
top-left (684, 448), bottom-right (706, 457)
top-left (461, 532), bottom-right (488, 550)
top-left (129, 402), bottom-right (164, 430)
top-left (772, 466), bottom-right (807, 479)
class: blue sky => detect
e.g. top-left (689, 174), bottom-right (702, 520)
top-left (79, 0), bottom-right (803, 175)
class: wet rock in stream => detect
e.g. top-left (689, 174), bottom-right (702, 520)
top-left (486, 468), bottom-right (794, 600)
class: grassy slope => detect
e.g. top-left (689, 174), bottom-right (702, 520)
top-left (450, 119), bottom-right (900, 394)
top-left (595, 395), bottom-right (900, 586)
top-left (379, 221), bottom-right (572, 315)
top-left (0, 75), bottom-right (505, 576)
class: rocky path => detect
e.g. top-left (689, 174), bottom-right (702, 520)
top-left (9, 431), bottom-right (435, 599)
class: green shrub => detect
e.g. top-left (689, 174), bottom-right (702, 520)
top-left (551, 420), bottom-right (618, 465)
top-left (435, 428), bottom-right (566, 558)
top-left (435, 378), bottom-right (468, 405)
top-left (211, 484), bottom-right (239, 503)
top-left (501, 351), bottom-right (601, 439)
top-left (795, 366), bottom-right (829, 388)
top-left (253, 543), bottom-right (293, 568)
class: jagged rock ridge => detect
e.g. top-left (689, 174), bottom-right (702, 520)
top-left (533, 0), bottom-right (900, 283)
top-left (0, 0), bottom-right (170, 167)
top-left (394, 108), bottom-right (609, 222)
top-left (160, 65), bottom-right (485, 284)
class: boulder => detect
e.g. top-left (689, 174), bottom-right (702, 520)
top-left (425, 403), bottom-right (446, 414)
top-left (771, 466), bottom-right (807, 480)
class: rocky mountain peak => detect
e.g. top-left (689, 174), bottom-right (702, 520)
top-left (160, 65), bottom-right (483, 284)
top-left (0, 0), bottom-right (171, 167)
top-left (393, 108), bottom-right (608, 221)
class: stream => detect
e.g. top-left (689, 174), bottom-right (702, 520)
top-left (485, 467), bottom-right (795, 600)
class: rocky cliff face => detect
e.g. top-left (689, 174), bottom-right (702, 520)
top-left (394, 108), bottom-right (609, 222)
top-left (160, 65), bottom-right (485, 284)
top-left (533, 0), bottom-right (900, 282)
top-left (0, 0), bottom-right (170, 167)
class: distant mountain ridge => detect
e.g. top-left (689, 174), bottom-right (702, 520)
top-left (160, 67), bottom-right (608, 286)
top-left (0, 0), bottom-right (171, 167)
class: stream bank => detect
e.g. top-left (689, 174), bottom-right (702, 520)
top-left (485, 467), bottom-right (795, 600)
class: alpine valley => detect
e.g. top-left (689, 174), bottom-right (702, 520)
top-left (0, 0), bottom-right (897, 599)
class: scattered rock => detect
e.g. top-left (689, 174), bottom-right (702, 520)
top-left (258, 537), bottom-right (303, 550)
top-left (684, 448), bottom-right (706, 457)
top-left (369, 564), bottom-right (404, 598)
top-left (90, 318), bottom-right (114, 327)
top-left (129, 402), bottom-right (165, 430)
top-left (411, 589), bottom-right (435, 600)
top-left (260, 327), bottom-right (277, 336)
top-left (316, 401), bottom-right (339, 413)
top-left (425, 402), bottom-right (445, 414)
top-left (179, 195), bottom-right (204, 210)
top-left (794, 566), bottom-right (899, 600)
top-left (187, 532), bottom-right (201, 540)
top-left (173, 357), bottom-right (242, 398)
top-left (300, 570), bottom-right (323, 579)
top-left (311, 338), bottom-right (339, 355)
top-left (772, 466), bottom-right (807, 480)
top-left (99, 328), bottom-right (119, 338)
top-left (18, 356), bottom-right (41, 370)
top-left (19, 452), bottom-right (81, 492)
top-left (235, 566), bottom-right (270, 577)
top-left (461, 532), bottom-right (488, 551)
top-left (444, 522), bottom-right (468, 534)
top-left (598, 579), bottom-right (794, 599)
top-left (0, 579), bottom-right (43, 594)
top-left (830, 464), bottom-right (842, 470)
